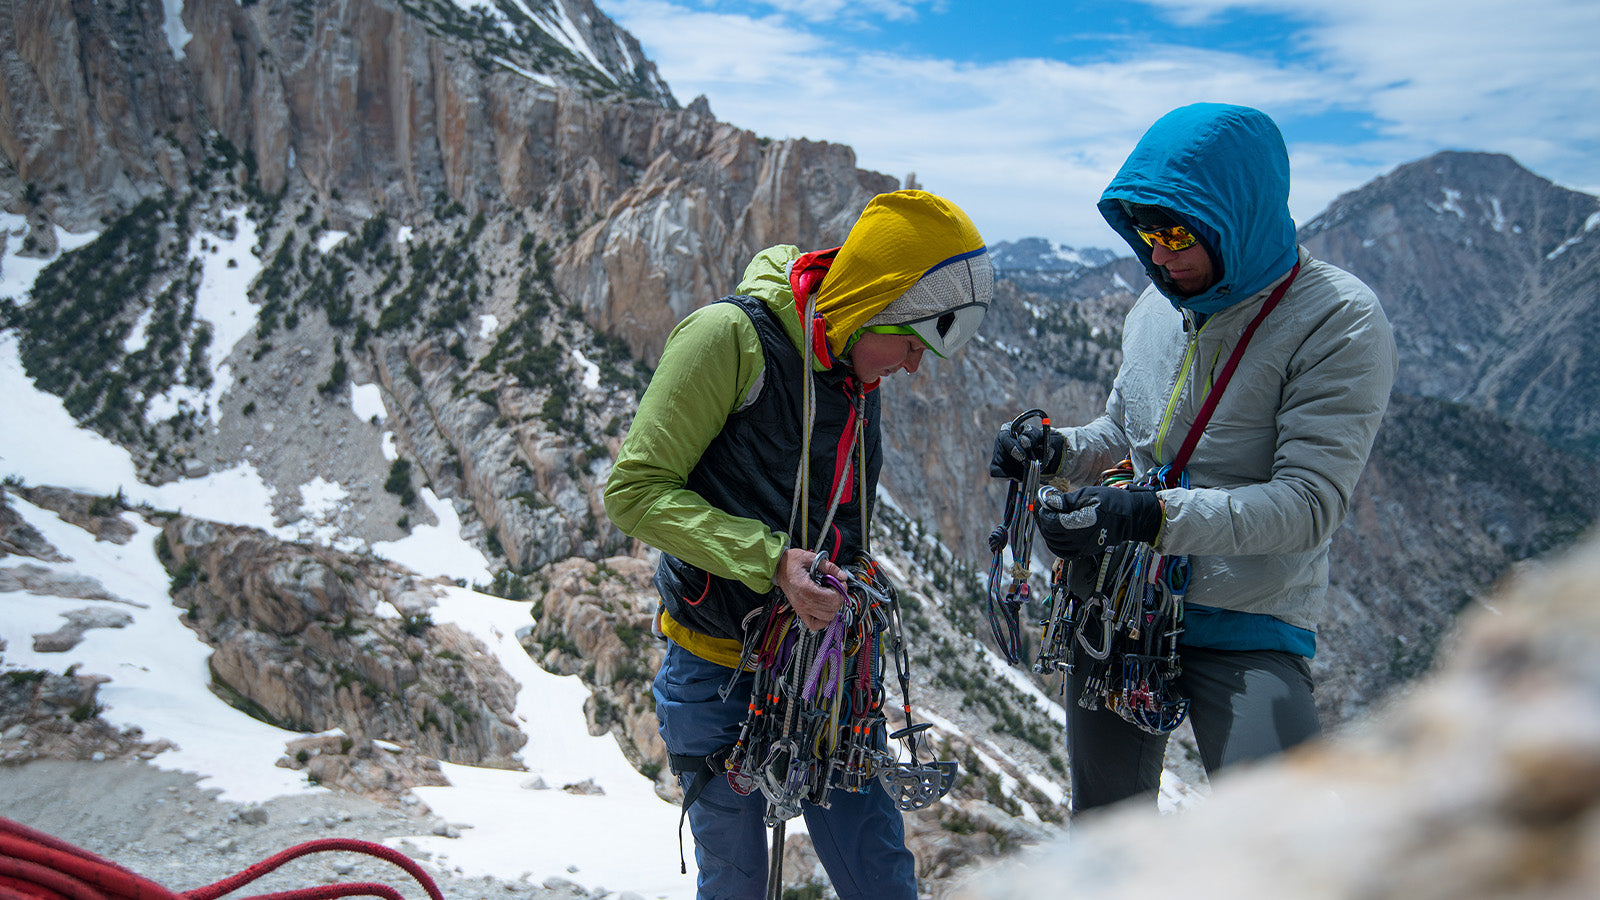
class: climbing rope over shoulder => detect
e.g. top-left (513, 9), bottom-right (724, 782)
top-left (0, 815), bottom-right (443, 900)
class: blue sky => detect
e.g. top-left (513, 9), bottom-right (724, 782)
top-left (604, 0), bottom-right (1599, 249)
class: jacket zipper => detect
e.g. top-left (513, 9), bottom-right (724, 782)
top-left (1155, 312), bottom-right (1204, 462)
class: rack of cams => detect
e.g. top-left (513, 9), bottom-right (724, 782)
top-left (1034, 531), bottom-right (1191, 735)
top-left (988, 409), bottom-right (1191, 736)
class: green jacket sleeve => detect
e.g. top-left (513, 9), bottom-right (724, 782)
top-left (603, 303), bottom-right (790, 592)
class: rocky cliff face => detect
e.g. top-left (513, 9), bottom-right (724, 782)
top-left (558, 128), bottom-right (898, 366)
top-left (0, 0), bottom-right (197, 228)
top-left (0, 0), bottom-right (674, 229)
top-left (4, 0), bottom-right (1600, 890)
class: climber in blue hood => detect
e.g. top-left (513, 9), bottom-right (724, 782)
top-left (1100, 102), bottom-right (1300, 313)
top-left (991, 103), bottom-right (1398, 814)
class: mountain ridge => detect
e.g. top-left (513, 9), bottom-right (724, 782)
top-left (3, 1), bottom-right (1600, 895)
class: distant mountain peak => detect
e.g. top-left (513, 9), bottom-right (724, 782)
top-left (1302, 150), bottom-right (1596, 243)
top-left (1296, 150), bottom-right (1600, 460)
top-left (988, 237), bottom-right (1119, 273)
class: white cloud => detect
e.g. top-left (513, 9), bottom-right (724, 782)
top-left (1308, 2), bottom-right (1598, 146)
top-left (606, 1), bottom-right (827, 94)
top-left (1097, 0), bottom-right (1600, 197)
top-left (609, 0), bottom-right (1598, 247)
top-left (609, 1), bottom-right (1341, 244)
top-left (731, 0), bottom-right (934, 25)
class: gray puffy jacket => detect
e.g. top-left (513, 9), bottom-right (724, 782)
top-left (1060, 247), bottom-right (1397, 632)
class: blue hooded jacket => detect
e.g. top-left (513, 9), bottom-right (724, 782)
top-left (1098, 103), bottom-right (1299, 315)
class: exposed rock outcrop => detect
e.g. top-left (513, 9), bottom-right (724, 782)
top-left (12, 486), bottom-right (138, 545)
top-left (520, 555), bottom-right (665, 787)
top-left (0, 667), bottom-right (172, 765)
top-left (157, 515), bottom-right (527, 768)
top-left (0, 498), bottom-right (66, 562)
top-left (29, 606), bottom-right (134, 653)
top-left (276, 732), bottom-right (449, 809)
top-left (0, 564), bottom-right (127, 606)
top-left (556, 126), bottom-right (900, 367)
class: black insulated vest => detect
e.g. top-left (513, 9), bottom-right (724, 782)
top-left (654, 294), bottom-right (882, 642)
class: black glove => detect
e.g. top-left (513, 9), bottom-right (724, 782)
top-left (1035, 484), bottom-right (1163, 559)
top-left (988, 423), bottom-right (1064, 481)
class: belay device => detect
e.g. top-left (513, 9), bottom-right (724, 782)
top-left (986, 409), bottom-right (1191, 735)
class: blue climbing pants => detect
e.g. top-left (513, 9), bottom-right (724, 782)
top-left (654, 641), bottom-right (917, 900)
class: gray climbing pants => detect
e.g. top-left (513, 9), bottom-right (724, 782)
top-left (1065, 646), bottom-right (1321, 814)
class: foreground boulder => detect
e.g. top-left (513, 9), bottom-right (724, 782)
top-left (951, 530), bottom-right (1600, 900)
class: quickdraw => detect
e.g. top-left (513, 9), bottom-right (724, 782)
top-left (1033, 460), bottom-right (1191, 734)
top-left (720, 554), bottom-right (956, 829)
top-left (985, 408), bottom-right (1053, 665)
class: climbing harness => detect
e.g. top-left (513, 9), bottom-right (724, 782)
top-left (984, 408), bottom-right (1052, 665)
top-left (0, 814), bottom-right (443, 900)
top-left (1032, 460), bottom-right (1191, 734)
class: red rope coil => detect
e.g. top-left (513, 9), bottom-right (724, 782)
top-left (0, 818), bottom-right (442, 900)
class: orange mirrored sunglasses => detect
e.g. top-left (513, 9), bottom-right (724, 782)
top-left (1137, 224), bottom-right (1200, 252)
